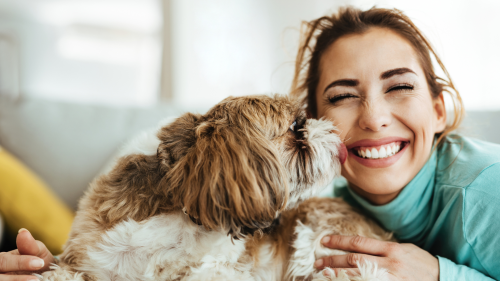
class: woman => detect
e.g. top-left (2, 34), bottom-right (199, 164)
top-left (1, 6), bottom-right (499, 281)
top-left (289, 7), bottom-right (499, 281)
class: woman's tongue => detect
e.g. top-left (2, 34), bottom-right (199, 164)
top-left (338, 143), bottom-right (347, 164)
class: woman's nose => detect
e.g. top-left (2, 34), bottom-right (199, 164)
top-left (358, 99), bottom-right (392, 132)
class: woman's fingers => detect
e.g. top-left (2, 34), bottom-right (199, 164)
top-left (314, 252), bottom-right (380, 269)
top-left (16, 229), bottom-right (53, 272)
top-left (321, 235), bottom-right (399, 256)
top-left (16, 230), bottom-right (39, 257)
top-left (0, 252), bottom-right (44, 273)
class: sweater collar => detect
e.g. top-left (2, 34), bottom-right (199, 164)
top-left (346, 148), bottom-right (438, 243)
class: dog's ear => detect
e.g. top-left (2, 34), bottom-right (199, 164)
top-left (90, 113), bottom-right (202, 227)
top-left (167, 118), bottom-right (288, 238)
top-left (157, 112), bottom-right (202, 168)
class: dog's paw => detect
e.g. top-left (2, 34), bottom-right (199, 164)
top-left (311, 260), bottom-right (390, 281)
top-left (33, 264), bottom-right (85, 281)
top-left (311, 268), bottom-right (350, 281)
top-left (350, 260), bottom-right (389, 281)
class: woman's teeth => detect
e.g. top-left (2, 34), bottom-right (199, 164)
top-left (357, 142), bottom-right (402, 159)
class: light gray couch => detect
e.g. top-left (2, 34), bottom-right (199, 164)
top-left (0, 97), bottom-right (184, 210)
top-left (0, 96), bottom-right (499, 249)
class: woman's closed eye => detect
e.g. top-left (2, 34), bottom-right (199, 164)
top-left (385, 83), bottom-right (414, 93)
top-left (328, 93), bottom-right (358, 104)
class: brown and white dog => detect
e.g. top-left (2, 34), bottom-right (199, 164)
top-left (38, 95), bottom-right (392, 281)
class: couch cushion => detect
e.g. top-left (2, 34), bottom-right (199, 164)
top-left (0, 97), bottom-right (182, 209)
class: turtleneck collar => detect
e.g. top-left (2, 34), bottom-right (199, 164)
top-left (344, 148), bottom-right (438, 245)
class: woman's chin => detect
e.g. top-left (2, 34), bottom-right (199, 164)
top-left (348, 181), bottom-right (404, 205)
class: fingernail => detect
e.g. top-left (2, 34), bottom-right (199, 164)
top-left (30, 258), bottom-right (44, 269)
top-left (18, 228), bottom-right (29, 234)
top-left (321, 236), bottom-right (331, 244)
top-left (323, 269), bottom-right (331, 276)
top-left (314, 259), bottom-right (323, 268)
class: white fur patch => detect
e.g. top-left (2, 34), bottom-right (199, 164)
top-left (286, 118), bottom-right (342, 208)
top-left (286, 221), bottom-right (318, 279)
top-left (313, 261), bottom-right (389, 281)
top-left (36, 264), bottom-right (84, 281)
top-left (251, 241), bottom-right (285, 281)
top-left (39, 213), bottom-right (252, 281)
top-left (84, 213), bottom-right (247, 280)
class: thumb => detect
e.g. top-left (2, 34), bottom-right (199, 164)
top-left (17, 228), bottom-right (42, 256)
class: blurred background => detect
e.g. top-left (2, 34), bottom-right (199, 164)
top-left (1, 0), bottom-right (500, 253)
top-left (0, 0), bottom-right (499, 110)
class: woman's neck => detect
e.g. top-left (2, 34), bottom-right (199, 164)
top-left (348, 183), bottom-right (403, 205)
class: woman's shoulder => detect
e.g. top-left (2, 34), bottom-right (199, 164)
top-left (440, 135), bottom-right (500, 279)
top-left (436, 134), bottom-right (500, 190)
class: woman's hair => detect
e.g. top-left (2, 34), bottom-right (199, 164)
top-left (290, 6), bottom-right (464, 145)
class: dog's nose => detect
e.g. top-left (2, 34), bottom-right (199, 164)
top-left (338, 143), bottom-right (347, 165)
top-left (293, 117), bottom-right (306, 134)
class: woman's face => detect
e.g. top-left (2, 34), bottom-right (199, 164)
top-left (316, 27), bottom-right (446, 205)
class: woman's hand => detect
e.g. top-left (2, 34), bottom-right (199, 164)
top-left (0, 229), bottom-right (54, 281)
top-left (314, 235), bottom-right (439, 281)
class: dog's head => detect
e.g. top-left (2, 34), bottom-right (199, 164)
top-left (158, 95), bottom-right (344, 238)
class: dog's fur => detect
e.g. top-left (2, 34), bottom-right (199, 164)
top-left (38, 95), bottom-right (392, 281)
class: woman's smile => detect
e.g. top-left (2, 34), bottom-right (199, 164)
top-left (347, 137), bottom-right (410, 168)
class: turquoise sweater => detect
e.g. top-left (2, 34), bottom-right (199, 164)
top-left (333, 135), bottom-right (500, 281)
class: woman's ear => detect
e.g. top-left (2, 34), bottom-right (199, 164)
top-left (433, 93), bottom-right (447, 133)
top-left (167, 122), bottom-right (288, 238)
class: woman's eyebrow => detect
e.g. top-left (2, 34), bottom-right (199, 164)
top-left (323, 79), bottom-right (359, 94)
top-left (380, 67), bottom-right (416, 80)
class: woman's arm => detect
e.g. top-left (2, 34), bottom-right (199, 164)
top-left (438, 256), bottom-right (495, 281)
top-left (460, 162), bottom-right (500, 280)
top-left (0, 229), bottom-right (54, 281)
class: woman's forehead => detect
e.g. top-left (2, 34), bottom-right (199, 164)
top-left (319, 27), bottom-right (423, 80)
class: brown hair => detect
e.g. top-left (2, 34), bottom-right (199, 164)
top-left (290, 6), bottom-right (464, 145)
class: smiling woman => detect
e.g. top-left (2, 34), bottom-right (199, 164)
top-left (292, 7), bottom-right (500, 281)
top-left (316, 28), bottom-right (448, 205)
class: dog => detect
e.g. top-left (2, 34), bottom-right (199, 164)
top-left (37, 94), bottom-right (392, 281)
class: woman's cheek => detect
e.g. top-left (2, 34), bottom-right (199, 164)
top-left (324, 104), bottom-right (359, 132)
top-left (391, 95), bottom-right (435, 129)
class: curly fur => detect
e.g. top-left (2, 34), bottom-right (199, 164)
top-left (37, 95), bottom-right (391, 281)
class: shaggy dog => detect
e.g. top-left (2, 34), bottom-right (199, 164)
top-left (38, 95), bottom-right (392, 281)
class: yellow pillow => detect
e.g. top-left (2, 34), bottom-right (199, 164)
top-left (0, 146), bottom-right (74, 254)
